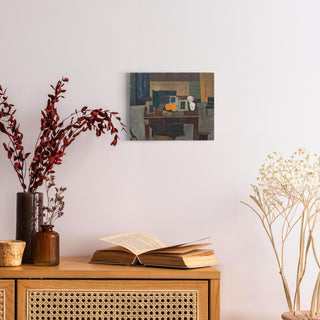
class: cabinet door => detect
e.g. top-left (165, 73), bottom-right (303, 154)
top-left (0, 280), bottom-right (14, 320)
top-left (18, 279), bottom-right (208, 320)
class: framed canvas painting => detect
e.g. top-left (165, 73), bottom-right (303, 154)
top-left (130, 72), bottom-right (214, 140)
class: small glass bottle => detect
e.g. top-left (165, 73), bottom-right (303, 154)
top-left (34, 225), bottom-right (59, 266)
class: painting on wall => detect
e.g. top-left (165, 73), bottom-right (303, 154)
top-left (129, 72), bottom-right (214, 141)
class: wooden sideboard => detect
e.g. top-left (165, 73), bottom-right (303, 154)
top-left (0, 257), bottom-right (220, 320)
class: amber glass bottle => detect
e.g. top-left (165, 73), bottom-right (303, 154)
top-left (34, 225), bottom-right (59, 266)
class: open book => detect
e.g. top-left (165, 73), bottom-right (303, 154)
top-left (90, 232), bottom-right (218, 269)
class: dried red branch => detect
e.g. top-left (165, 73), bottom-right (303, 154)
top-left (0, 78), bottom-right (126, 192)
top-left (0, 86), bottom-right (29, 190)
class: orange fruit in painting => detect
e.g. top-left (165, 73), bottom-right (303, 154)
top-left (165, 104), bottom-right (177, 111)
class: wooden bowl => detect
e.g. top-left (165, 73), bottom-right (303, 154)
top-left (0, 240), bottom-right (26, 266)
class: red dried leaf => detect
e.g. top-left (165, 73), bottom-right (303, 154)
top-left (3, 143), bottom-right (9, 151)
top-left (14, 162), bottom-right (21, 169)
top-left (0, 122), bottom-right (6, 133)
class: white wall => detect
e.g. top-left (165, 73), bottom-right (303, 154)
top-left (1, 0), bottom-right (320, 319)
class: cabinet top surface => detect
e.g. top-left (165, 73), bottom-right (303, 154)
top-left (0, 257), bottom-right (220, 279)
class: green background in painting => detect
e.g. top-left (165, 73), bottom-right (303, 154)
top-left (189, 81), bottom-right (201, 101)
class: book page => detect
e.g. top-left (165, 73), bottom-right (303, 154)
top-left (100, 232), bottom-right (166, 256)
top-left (147, 243), bottom-right (212, 254)
top-left (144, 237), bottom-right (211, 254)
top-left (97, 245), bottom-right (134, 254)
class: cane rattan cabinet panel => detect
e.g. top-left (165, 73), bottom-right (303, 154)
top-left (0, 280), bottom-right (15, 320)
top-left (0, 257), bottom-right (220, 320)
top-left (18, 280), bottom-right (208, 320)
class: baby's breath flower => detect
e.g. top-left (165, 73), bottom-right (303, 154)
top-left (242, 148), bottom-right (320, 316)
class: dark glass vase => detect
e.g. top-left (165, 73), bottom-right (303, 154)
top-left (34, 225), bottom-right (59, 266)
top-left (16, 192), bottom-right (43, 263)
